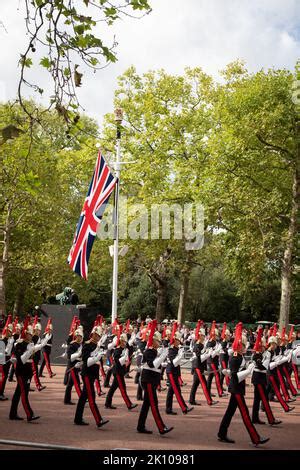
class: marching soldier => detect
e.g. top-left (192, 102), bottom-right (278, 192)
top-left (64, 328), bottom-right (83, 405)
top-left (266, 335), bottom-right (295, 413)
top-left (219, 323), bottom-right (231, 390)
top-left (189, 320), bottom-right (219, 406)
top-left (0, 315), bottom-right (14, 400)
top-left (218, 322), bottom-right (270, 446)
top-left (287, 327), bottom-right (300, 389)
top-left (166, 323), bottom-right (193, 415)
top-left (251, 327), bottom-right (281, 426)
top-left (39, 318), bottom-right (56, 378)
top-left (9, 319), bottom-right (48, 421)
top-left (74, 325), bottom-right (108, 427)
top-left (134, 326), bottom-right (148, 401)
top-left (31, 318), bottom-right (46, 392)
top-left (105, 330), bottom-right (137, 410)
top-left (137, 321), bottom-right (173, 435)
top-left (8, 318), bottom-right (21, 383)
top-left (206, 321), bottom-right (224, 398)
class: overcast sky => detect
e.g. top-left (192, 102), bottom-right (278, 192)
top-left (0, 0), bottom-right (299, 129)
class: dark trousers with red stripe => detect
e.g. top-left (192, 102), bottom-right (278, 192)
top-left (32, 361), bottom-right (43, 390)
top-left (0, 362), bottom-right (10, 396)
top-left (9, 373), bottom-right (34, 419)
top-left (252, 384), bottom-right (276, 424)
top-left (189, 369), bottom-right (213, 405)
top-left (166, 372), bottom-right (188, 413)
top-left (64, 369), bottom-right (82, 403)
top-left (39, 351), bottom-right (54, 377)
top-left (135, 371), bottom-right (143, 400)
top-left (8, 361), bottom-right (16, 381)
top-left (105, 373), bottom-right (132, 408)
top-left (75, 374), bottom-right (102, 425)
top-left (291, 363), bottom-right (300, 389)
top-left (104, 367), bottom-right (113, 387)
top-left (268, 374), bottom-right (289, 411)
top-left (137, 382), bottom-right (166, 433)
top-left (282, 365), bottom-right (297, 396)
top-left (207, 363), bottom-right (223, 397)
top-left (219, 393), bottom-right (260, 445)
top-left (277, 368), bottom-right (290, 401)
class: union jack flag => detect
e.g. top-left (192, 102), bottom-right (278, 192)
top-left (68, 151), bottom-right (117, 280)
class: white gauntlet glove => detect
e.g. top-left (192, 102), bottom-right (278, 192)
top-left (99, 334), bottom-right (107, 347)
top-left (21, 344), bottom-right (35, 364)
top-left (173, 347), bottom-right (184, 367)
top-left (153, 348), bottom-right (168, 368)
top-left (119, 349), bottom-right (129, 366)
top-left (201, 351), bottom-right (211, 362)
top-left (71, 347), bottom-right (82, 362)
top-left (5, 337), bottom-right (14, 355)
top-left (237, 363), bottom-right (254, 383)
top-left (128, 333), bottom-right (136, 347)
top-left (107, 336), bottom-right (117, 350)
top-left (87, 350), bottom-right (104, 367)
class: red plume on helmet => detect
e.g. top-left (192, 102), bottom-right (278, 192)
top-left (209, 320), bottom-right (216, 340)
top-left (69, 316), bottom-right (78, 336)
top-left (12, 317), bottom-right (19, 335)
top-left (169, 322), bottom-right (178, 345)
top-left (98, 315), bottom-right (103, 327)
top-left (116, 324), bottom-right (123, 347)
top-left (268, 325), bottom-right (273, 338)
top-left (112, 318), bottom-right (119, 335)
top-left (45, 317), bottom-right (52, 333)
top-left (232, 322), bottom-right (243, 352)
top-left (20, 315), bottom-right (31, 339)
top-left (288, 325), bottom-right (294, 342)
top-left (74, 319), bottom-right (81, 334)
top-left (141, 323), bottom-right (151, 342)
top-left (195, 320), bottom-right (203, 341)
top-left (272, 323), bottom-right (278, 337)
top-left (221, 322), bottom-right (227, 340)
top-left (253, 327), bottom-right (263, 352)
top-left (125, 319), bottom-right (130, 333)
top-left (147, 320), bottom-right (157, 348)
top-left (2, 314), bottom-right (12, 336)
top-left (281, 327), bottom-right (286, 342)
top-left (32, 315), bottom-right (38, 330)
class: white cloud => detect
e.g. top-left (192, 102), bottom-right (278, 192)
top-left (0, 0), bottom-right (299, 128)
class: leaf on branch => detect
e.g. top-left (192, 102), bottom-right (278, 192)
top-left (19, 56), bottom-right (33, 68)
top-left (40, 57), bottom-right (51, 69)
top-left (83, 0), bottom-right (89, 6)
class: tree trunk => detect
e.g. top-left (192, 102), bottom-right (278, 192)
top-left (0, 204), bottom-right (12, 317)
top-left (279, 166), bottom-right (299, 329)
top-left (13, 284), bottom-right (26, 317)
top-left (177, 273), bottom-right (189, 325)
top-left (155, 278), bottom-right (167, 322)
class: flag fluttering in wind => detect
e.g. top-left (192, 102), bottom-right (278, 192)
top-left (68, 151), bottom-right (117, 280)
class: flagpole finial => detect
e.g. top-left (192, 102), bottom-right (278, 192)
top-left (114, 108), bottom-right (123, 124)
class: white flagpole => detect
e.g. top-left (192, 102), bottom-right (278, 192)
top-left (111, 109), bottom-right (123, 323)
